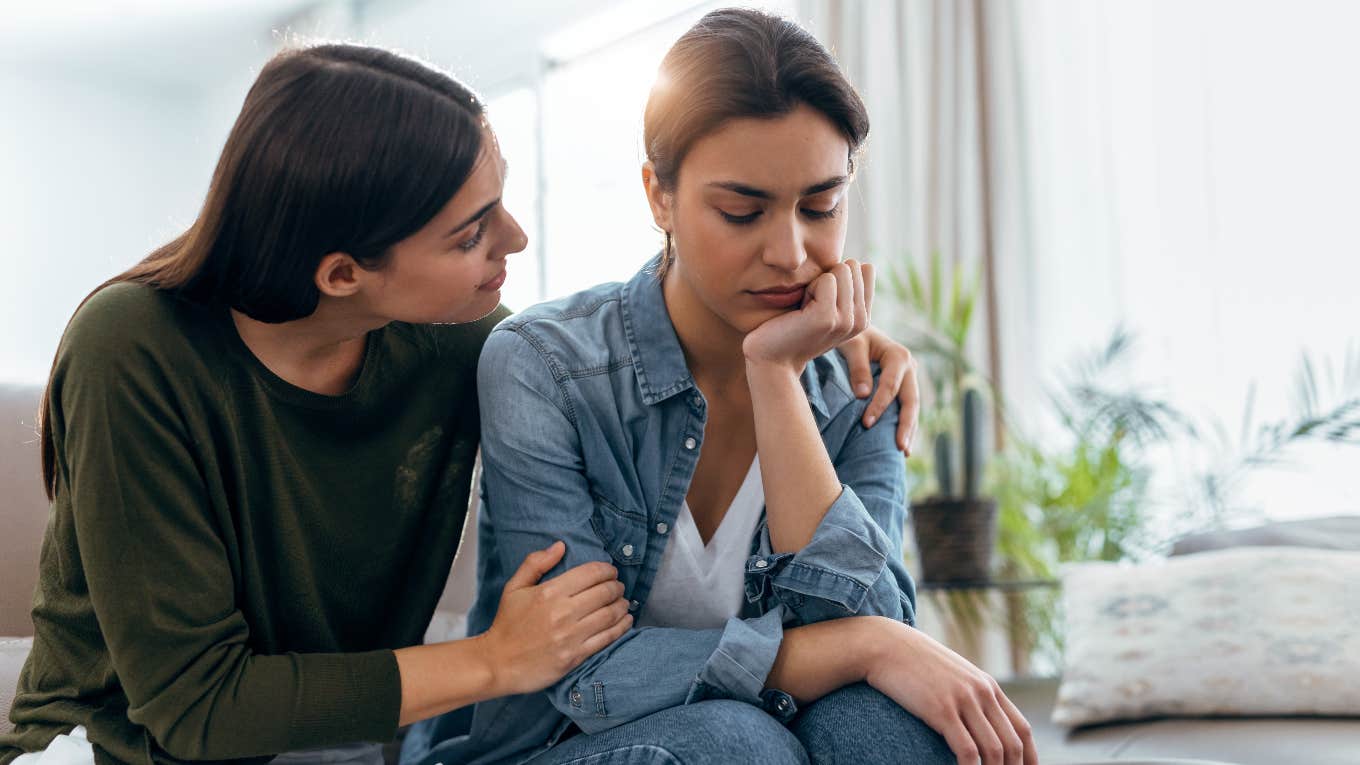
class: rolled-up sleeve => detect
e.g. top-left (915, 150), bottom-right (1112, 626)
top-left (476, 327), bottom-right (793, 734)
top-left (746, 385), bottom-right (916, 626)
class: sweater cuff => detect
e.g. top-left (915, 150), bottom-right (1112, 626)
top-left (291, 649), bottom-right (402, 748)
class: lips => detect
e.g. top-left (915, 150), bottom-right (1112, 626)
top-left (747, 284), bottom-right (807, 309)
top-left (479, 269), bottom-right (507, 291)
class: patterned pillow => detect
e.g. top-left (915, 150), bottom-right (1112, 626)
top-left (1053, 546), bottom-right (1360, 727)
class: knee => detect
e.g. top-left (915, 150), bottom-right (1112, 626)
top-left (792, 684), bottom-right (953, 765)
top-left (677, 701), bottom-right (807, 764)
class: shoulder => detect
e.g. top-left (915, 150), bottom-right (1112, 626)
top-left (482, 281), bottom-right (631, 377)
top-left (58, 282), bottom-right (205, 374)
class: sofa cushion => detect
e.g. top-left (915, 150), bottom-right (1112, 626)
top-left (1171, 515), bottom-right (1360, 556)
top-left (1055, 546), bottom-right (1360, 728)
top-left (1, 637), bottom-right (33, 732)
top-left (1004, 676), bottom-right (1360, 765)
top-left (0, 384), bottom-right (46, 638)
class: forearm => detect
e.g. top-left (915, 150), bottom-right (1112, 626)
top-left (394, 636), bottom-right (501, 727)
top-left (746, 359), bottom-right (844, 551)
top-left (766, 616), bottom-right (882, 704)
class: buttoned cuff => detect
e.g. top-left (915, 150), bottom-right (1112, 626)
top-left (748, 485), bottom-right (891, 615)
top-left (686, 608), bottom-right (785, 707)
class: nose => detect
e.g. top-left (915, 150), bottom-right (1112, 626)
top-left (495, 206), bottom-right (529, 259)
top-left (760, 212), bottom-right (808, 273)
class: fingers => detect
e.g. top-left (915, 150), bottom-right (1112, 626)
top-left (849, 260), bottom-right (868, 335)
top-left (862, 262), bottom-right (876, 321)
top-left (578, 610), bottom-right (634, 657)
top-left (503, 541), bottom-right (566, 592)
top-left (808, 270), bottom-right (838, 311)
top-left (960, 699), bottom-right (1006, 765)
top-left (863, 351), bottom-right (906, 431)
top-left (833, 262), bottom-right (854, 332)
top-left (545, 559), bottom-right (619, 597)
top-left (937, 714), bottom-right (981, 765)
top-left (573, 592), bottom-right (631, 637)
top-left (995, 686), bottom-right (1038, 765)
top-left (896, 353), bottom-right (921, 455)
top-left (840, 334), bottom-right (875, 398)
top-left (977, 683), bottom-right (1025, 765)
top-left (571, 579), bottom-right (626, 615)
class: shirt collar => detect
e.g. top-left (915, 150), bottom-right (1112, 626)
top-left (620, 255), bottom-right (696, 405)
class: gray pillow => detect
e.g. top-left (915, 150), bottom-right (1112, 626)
top-left (1171, 515), bottom-right (1360, 556)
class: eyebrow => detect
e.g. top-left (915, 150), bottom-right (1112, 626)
top-left (445, 198), bottom-right (500, 238)
top-left (707, 175), bottom-right (848, 199)
top-left (445, 158), bottom-right (510, 238)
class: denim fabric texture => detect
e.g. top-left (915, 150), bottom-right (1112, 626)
top-left (524, 683), bottom-right (953, 765)
top-left (401, 257), bottom-right (917, 765)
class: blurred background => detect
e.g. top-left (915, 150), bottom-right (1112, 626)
top-left (3, 0), bottom-right (1358, 673)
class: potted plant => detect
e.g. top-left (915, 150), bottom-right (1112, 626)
top-left (887, 252), bottom-right (998, 583)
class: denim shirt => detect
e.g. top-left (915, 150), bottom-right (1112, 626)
top-left (402, 258), bottom-right (917, 765)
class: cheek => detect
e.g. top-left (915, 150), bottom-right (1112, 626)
top-left (807, 223), bottom-right (847, 267)
top-left (682, 215), bottom-right (752, 281)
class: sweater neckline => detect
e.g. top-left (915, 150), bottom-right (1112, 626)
top-left (216, 308), bottom-right (387, 411)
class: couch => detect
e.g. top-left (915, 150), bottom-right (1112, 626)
top-left (4, 382), bottom-right (1358, 764)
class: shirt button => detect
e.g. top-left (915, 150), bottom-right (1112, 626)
top-left (656, 522), bottom-right (669, 534)
top-left (755, 559), bottom-right (769, 569)
top-left (684, 437), bottom-right (697, 450)
top-left (621, 543), bottom-right (635, 557)
top-left (569, 689), bottom-right (583, 704)
top-left (629, 600), bottom-right (640, 611)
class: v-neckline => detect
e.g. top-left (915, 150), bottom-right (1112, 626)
top-left (677, 455), bottom-right (761, 564)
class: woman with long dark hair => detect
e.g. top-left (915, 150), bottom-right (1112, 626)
top-left (2, 41), bottom-right (920, 765)
top-left (405, 9), bottom-right (1035, 765)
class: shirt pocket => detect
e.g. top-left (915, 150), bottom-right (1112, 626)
top-left (589, 492), bottom-right (649, 566)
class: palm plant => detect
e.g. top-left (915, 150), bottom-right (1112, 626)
top-left (886, 250), bottom-right (990, 500)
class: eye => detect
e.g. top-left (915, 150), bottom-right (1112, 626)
top-left (719, 209), bottom-right (762, 225)
top-left (801, 203), bottom-right (842, 221)
top-left (456, 218), bottom-right (489, 251)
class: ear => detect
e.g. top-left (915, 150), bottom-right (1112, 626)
top-left (314, 252), bottom-right (364, 299)
top-left (641, 162), bottom-right (673, 234)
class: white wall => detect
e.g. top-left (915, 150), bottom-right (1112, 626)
top-left (1019, 0), bottom-right (1360, 520)
top-left (0, 70), bottom-right (213, 382)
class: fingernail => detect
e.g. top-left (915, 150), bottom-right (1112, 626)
top-left (856, 383), bottom-right (871, 396)
top-left (865, 415), bottom-right (877, 427)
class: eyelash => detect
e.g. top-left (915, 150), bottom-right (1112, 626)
top-left (457, 218), bottom-right (489, 251)
top-left (718, 204), bottom-right (841, 226)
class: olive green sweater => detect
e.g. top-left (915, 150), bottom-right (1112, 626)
top-left (1, 283), bottom-right (507, 765)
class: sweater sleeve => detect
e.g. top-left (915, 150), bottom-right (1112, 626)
top-left (48, 293), bottom-right (402, 760)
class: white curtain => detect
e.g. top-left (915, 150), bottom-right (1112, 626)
top-left (803, 0), bottom-right (1360, 518)
top-left (797, 0), bottom-right (1038, 441)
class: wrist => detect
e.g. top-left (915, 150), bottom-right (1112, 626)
top-left (743, 354), bottom-right (803, 380)
top-left (850, 616), bottom-right (901, 683)
top-left (464, 633), bottom-right (506, 698)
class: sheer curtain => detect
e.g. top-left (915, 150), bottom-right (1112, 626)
top-left (798, 0), bottom-right (1038, 445)
top-left (803, 0), bottom-right (1360, 520)
top-left (1017, 0), bottom-right (1360, 519)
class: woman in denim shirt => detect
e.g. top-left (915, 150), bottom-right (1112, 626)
top-left (404, 9), bottom-right (1035, 765)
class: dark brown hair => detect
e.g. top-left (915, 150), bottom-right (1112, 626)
top-left (643, 8), bottom-right (870, 270)
top-left (39, 43), bottom-right (487, 499)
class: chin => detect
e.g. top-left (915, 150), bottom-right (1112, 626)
top-left (444, 292), bottom-right (502, 324)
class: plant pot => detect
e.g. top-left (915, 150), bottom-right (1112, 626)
top-left (910, 496), bottom-right (998, 584)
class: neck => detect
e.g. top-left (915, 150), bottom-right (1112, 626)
top-left (662, 269), bottom-right (749, 394)
top-left (230, 298), bottom-right (385, 396)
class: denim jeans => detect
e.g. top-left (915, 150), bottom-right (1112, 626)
top-left (524, 684), bottom-right (953, 765)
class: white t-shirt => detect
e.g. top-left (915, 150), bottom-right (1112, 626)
top-left (637, 455), bottom-right (764, 630)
